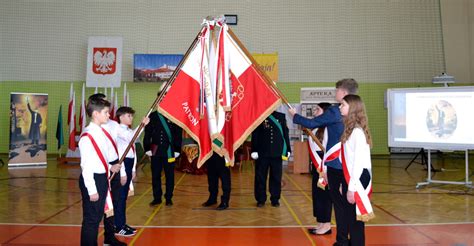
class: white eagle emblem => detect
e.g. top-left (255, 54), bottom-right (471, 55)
top-left (93, 48), bottom-right (116, 74)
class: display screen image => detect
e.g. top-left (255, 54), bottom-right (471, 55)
top-left (387, 86), bottom-right (474, 150)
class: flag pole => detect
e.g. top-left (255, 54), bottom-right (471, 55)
top-left (110, 26), bottom-right (206, 178)
top-left (227, 29), bottom-right (325, 152)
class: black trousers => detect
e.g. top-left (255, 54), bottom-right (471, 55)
top-left (206, 153), bottom-right (231, 203)
top-left (254, 157), bottom-right (282, 204)
top-left (151, 156), bottom-right (175, 201)
top-left (79, 173), bottom-right (107, 246)
top-left (311, 165), bottom-right (332, 223)
top-left (115, 157), bottom-right (134, 229)
top-left (327, 167), bottom-right (368, 246)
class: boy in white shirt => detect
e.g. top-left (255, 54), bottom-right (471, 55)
top-left (114, 106), bottom-right (149, 236)
top-left (79, 98), bottom-right (121, 245)
top-left (88, 93), bottom-right (126, 246)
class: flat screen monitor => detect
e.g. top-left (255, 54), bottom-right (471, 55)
top-left (387, 86), bottom-right (474, 150)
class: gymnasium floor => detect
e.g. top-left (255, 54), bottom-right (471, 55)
top-left (0, 153), bottom-right (473, 245)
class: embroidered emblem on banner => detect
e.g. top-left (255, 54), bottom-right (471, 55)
top-left (225, 76), bottom-right (244, 122)
top-left (93, 48), bottom-right (117, 74)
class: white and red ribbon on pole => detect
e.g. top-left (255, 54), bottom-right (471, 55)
top-left (79, 83), bottom-right (87, 134)
top-left (68, 83), bottom-right (77, 151)
top-left (123, 83), bottom-right (128, 107)
top-left (307, 128), bottom-right (328, 188)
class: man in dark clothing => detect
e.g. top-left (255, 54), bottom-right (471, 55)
top-left (201, 152), bottom-right (231, 210)
top-left (27, 97), bottom-right (42, 145)
top-left (143, 110), bottom-right (182, 206)
top-left (251, 111), bottom-right (291, 207)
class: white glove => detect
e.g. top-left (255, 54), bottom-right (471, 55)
top-left (287, 152), bottom-right (291, 158)
top-left (174, 152), bottom-right (180, 158)
top-left (251, 152), bottom-right (259, 160)
top-left (145, 150), bottom-right (152, 157)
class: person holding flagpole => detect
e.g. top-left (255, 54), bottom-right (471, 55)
top-left (114, 106), bottom-right (149, 237)
top-left (251, 111), bottom-right (291, 208)
top-left (144, 91), bottom-right (183, 207)
top-left (338, 94), bottom-right (374, 245)
top-left (201, 152), bottom-right (231, 210)
top-left (289, 78), bottom-right (358, 245)
top-left (307, 102), bottom-right (333, 235)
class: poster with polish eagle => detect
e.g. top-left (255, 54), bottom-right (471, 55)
top-left (86, 36), bottom-right (123, 88)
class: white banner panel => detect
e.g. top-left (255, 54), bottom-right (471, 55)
top-left (86, 36), bottom-right (122, 88)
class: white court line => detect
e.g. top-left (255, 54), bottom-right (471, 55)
top-left (1, 222), bottom-right (473, 228)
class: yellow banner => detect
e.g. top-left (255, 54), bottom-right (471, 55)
top-left (252, 53), bottom-right (278, 82)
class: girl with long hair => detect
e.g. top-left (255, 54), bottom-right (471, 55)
top-left (339, 94), bottom-right (374, 246)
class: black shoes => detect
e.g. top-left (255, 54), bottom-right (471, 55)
top-left (115, 226), bottom-right (135, 237)
top-left (149, 199), bottom-right (162, 206)
top-left (216, 202), bottom-right (229, 210)
top-left (104, 236), bottom-right (127, 246)
top-left (202, 200), bottom-right (217, 207)
top-left (256, 202), bottom-right (265, 207)
top-left (271, 201), bottom-right (280, 207)
top-left (308, 228), bottom-right (318, 234)
top-left (166, 199), bottom-right (173, 206)
top-left (202, 200), bottom-right (229, 210)
top-left (124, 224), bottom-right (137, 233)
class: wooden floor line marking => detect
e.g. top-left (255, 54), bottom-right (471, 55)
top-left (281, 195), bottom-right (315, 246)
top-left (3, 198), bottom-right (82, 244)
top-left (130, 173), bottom-right (187, 245)
top-left (284, 173), bottom-right (312, 203)
top-left (372, 203), bottom-right (407, 224)
top-left (98, 173), bottom-right (165, 237)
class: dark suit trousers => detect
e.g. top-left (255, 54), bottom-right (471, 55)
top-left (151, 156), bottom-right (175, 201)
top-left (79, 173), bottom-right (107, 246)
top-left (311, 166), bottom-right (332, 223)
top-left (115, 157), bottom-right (134, 229)
top-left (327, 167), bottom-right (367, 246)
top-left (254, 157), bottom-right (282, 204)
top-left (206, 154), bottom-right (231, 203)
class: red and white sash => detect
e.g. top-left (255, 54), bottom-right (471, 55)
top-left (341, 144), bottom-right (375, 222)
top-left (307, 129), bottom-right (328, 188)
top-left (101, 128), bottom-right (118, 165)
top-left (323, 142), bottom-right (341, 164)
top-left (128, 144), bottom-right (136, 197)
top-left (81, 132), bottom-right (114, 218)
top-left (101, 127), bottom-right (121, 216)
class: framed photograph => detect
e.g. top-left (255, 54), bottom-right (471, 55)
top-left (133, 54), bottom-right (183, 82)
top-left (9, 93), bottom-right (48, 166)
top-left (225, 15), bottom-right (238, 25)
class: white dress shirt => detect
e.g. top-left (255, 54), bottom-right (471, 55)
top-left (79, 122), bottom-right (111, 195)
top-left (117, 124), bottom-right (143, 173)
top-left (343, 127), bottom-right (372, 192)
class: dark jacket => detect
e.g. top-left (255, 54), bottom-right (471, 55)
top-left (27, 102), bottom-right (42, 140)
top-left (292, 105), bottom-right (343, 169)
top-left (251, 111), bottom-right (291, 158)
top-left (143, 111), bottom-right (182, 157)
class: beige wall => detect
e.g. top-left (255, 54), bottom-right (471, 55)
top-left (1, 0), bottom-right (445, 83)
top-left (441, 0), bottom-right (474, 83)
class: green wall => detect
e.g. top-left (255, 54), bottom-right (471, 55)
top-left (1, 81), bottom-right (472, 155)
